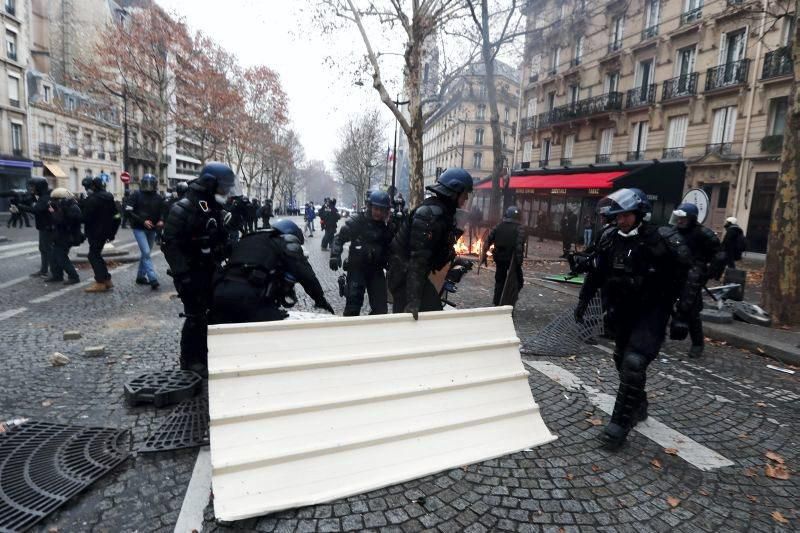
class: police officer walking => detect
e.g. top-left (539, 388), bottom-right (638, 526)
top-left (320, 198), bottom-right (340, 251)
top-left (47, 188), bottom-right (83, 284)
top-left (162, 163), bottom-right (236, 377)
top-left (209, 219), bottom-right (334, 324)
top-left (82, 177), bottom-right (121, 293)
top-left (330, 191), bottom-right (394, 316)
top-left (126, 174), bottom-right (165, 289)
top-left (671, 203), bottom-right (726, 357)
top-left (388, 168), bottom-right (473, 318)
top-left (574, 188), bottom-right (696, 449)
top-left (16, 177), bottom-right (53, 278)
top-left (485, 206), bottom-right (525, 306)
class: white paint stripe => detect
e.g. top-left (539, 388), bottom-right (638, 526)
top-left (0, 275), bottom-right (31, 290)
top-left (0, 245), bottom-right (39, 260)
top-left (0, 240), bottom-right (38, 251)
top-left (0, 307), bottom-right (27, 322)
top-left (175, 447), bottom-right (212, 533)
top-left (524, 360), bottom-right (735, 471)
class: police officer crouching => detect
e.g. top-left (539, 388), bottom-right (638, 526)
top-left (162, 162), bottom-right (236, 377)
top-left (485, 206), bottom-right (525, 306)
top-left (210, 219), bottom-right (334, 324)
top-left (330, 190), bottom-right (394, 316)
top-left (388, 168), bottom-right (473, 319)
top-left (574, 188), bottom-right (696, 449)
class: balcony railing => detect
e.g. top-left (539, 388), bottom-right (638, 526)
top-left (762, 46), bottom-right (792, 80)
top-left (520, 116), bottom-right (538, 132)
top-left (110, 153), bottom-right (118, 161)
top-left (727, 0), bottom-right (743, 6)
top-left (129, 147), bottom-right (157, 161)
top-left (760, 135), bottom-right (783, 154)
top-left (39, 143), bottom-right (60, 157)
top-left (705, 59), bottom-right (750, 91)
top-left (608, 40), bottom-right (623, 53)
top-left (12, 148), bottom-right (22, 157)
top-left (625, 84), bottom-right (657, 108)
top-left (560, 157), bottom-right (572, 166)
top-left (97, 152), bottom-right (106, 160)
top-left (662, 73), bottom-right (698, 101)
top-left (641, 25), bottom-right (658, 41)
top-left (535, 92), bottom-right (623, 128)
top-left (570, 58), bottom-right (581, 68)
top-left (83, 149), bottom-right (93, 158)
top-left (626, 150), bottom-right (645, 161)
top-left (539, 159), bottom-right (549, 167)
top-left (595, 153), bottom-right (612, 163)
top-left (547, 67), bottom-right (557, 76)
top-left (662, 147), bottom-right (685, 160)
top-left (68, 147), bottom-right (78, 156)
top-left (706, 143), bottom-right (734, 156)
top-left (680, 7), bottom-right (702, 25)
top-left (177, 168), bottom-right (200, 176)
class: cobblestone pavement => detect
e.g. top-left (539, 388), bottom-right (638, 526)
top-left (1, 217), bottom-right (797, 532)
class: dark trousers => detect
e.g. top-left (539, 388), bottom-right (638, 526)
top-left (562, 238), bottom-right (572, 256)
top-left (50, 242), bottom-right (79, 281)
top-left (210, 279), bottom-right (287, 324)
top-left (262, 216), bottom-right (271, 229)
top-left (687, 292), bottom-right (704, 347)
top-left (88, 238), bottom-right (110, 282)
top-left (391, 278), bottom-right (442, 314)
top-left (175, 269), bottom-right (215, 372)
top-left (344, 268), bottom-right (388, 316)
top-left (37, 230), bottom-right (54, 275)
top-left (493, 259), bottom-right (523, 306)
top-left (321, 227), bottom-right (336, 249)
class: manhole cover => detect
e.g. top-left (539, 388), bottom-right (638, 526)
top-left (523, 295), bottom-right (604, 356)
top-left (139, 395), bottom-right (209, 453)
top-left (124, 369), bottom-right (202, 408)
top-left (0, 420), bottom-right (130, 532)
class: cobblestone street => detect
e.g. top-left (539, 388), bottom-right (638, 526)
top-left (0, 218), bottom-right (797, 532)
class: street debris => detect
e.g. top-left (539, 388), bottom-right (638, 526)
top-left (766, 365), bottom-right (795, 375)
top-left (62, 331), bottom-right (81, 340)
top-left (771, 511), bottom-right (789, 524)
top-left (766, 451), bottom-right (785, 464)
top-left (765, 464), bottom-right (790, 480)
top-left (41, 400), bottom-right (53, 407)
top-left (667, 496), bottom-right (680, 508)
top-left (650, 459), bottom-right (662, 470)
top-left (586, 418), bottom-right (603, 426)
top-left (84, 346), bottom-right (106, 357)
top-left (664, 448), bottom-right (678, 455)
top-left (48, 352), bottom-right (70, 366)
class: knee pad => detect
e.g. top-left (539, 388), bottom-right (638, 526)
top-left (620, 351), bottom-right (648, 385)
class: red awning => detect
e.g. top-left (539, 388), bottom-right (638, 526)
top-left (476, 171), bottom-right (628, 190)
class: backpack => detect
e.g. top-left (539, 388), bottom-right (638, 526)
top-left (735, 230), bottom-right (747, 258)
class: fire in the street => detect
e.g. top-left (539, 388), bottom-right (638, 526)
top-left (453, 236), bottom-right (491, 257)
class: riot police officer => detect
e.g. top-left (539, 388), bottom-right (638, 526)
top-left (162, 162), bottom-right (236, 377)
top-left (330, 190), bottom-right (394, 316)
top-left (485, 205), bottom-right (525, 306)
top-left (16, 177), bottom-right (53, 278)
top-left (82, 176), bottom-right (121, 292)
top-left (210, 219), bottom-right (334, 324)
top-left (574, 188), bottom-right (696, 449)
top-left (320, 198), bottom-right (340, 251)
top-left (388, 168), bottom-right (473, 318)
top-left (671, 203), bottom-right (726, 358)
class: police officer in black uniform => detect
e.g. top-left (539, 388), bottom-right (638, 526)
top-left (485, 205), bottom-right (526, 306)
top-left (329, 190), bottom-right (394, 316)
top-left (574, 188), bottom-right (696, 449)
top-left (670, 203), bottom-right (726, 358)
top-left (81, 177), bottom-right (121, 293)
top-left (320, 198), bottom-right (340, 251)
top-left (162, 162), bottom-right (236, 377)
top-left (388, 168), bottom-right (473, 318)
top-left (210, 219), bottom-right (333, 324)
top-left (16, 177), bottom-right (53, 278)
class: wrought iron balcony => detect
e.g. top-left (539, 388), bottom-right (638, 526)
top-left (760, 135), bottom-right (783, 154)
top-left (727, 0), bottom-right (743, 5)
top-left (662, 73), bottom-right (698, 101)
top-left (595, 153), bottom-right (612, 163)
top-left (705, 59), bottom-right (750, 91)
top-left (761, 46), bottom-right (792, 80)
top-left (608, 40), bottom-right (623, 53)
top-left (39, 143), bottom-right (60, 157)
top-left (625, 84), bottom-right (656, 108)
top-left (560, 158), bottom-right (572, 166)
top-left (547, 67), bottom-right (557, 76)
top-left (83, 149), bottom-right (93, 158)
top-left (539, 159), bottom-right (549, 168)
top-left (520, 116), bottom-right (538, 132)
top-left (641, 25), bottom-right (658, 41)
top-left (534, 92), bottom-right (623, 128)
top-left (706, 143), bottom-right (734, 156)
top-left (68, 147), bottom-right (78, 156)
top-left (662, 147), bottom-right (684, 160)
top-left (626, 150), bottom-right (645, 161)
top-left (97, 152), bottom-right (106, 160)
top-left (680, 7), bottom-right (702, 25)
top-left (110, 154), bottom-right (118, 161)
top-left (9, 98), bottom-right (19, 108)
top-left (570, 58), bottom-right (581, 68)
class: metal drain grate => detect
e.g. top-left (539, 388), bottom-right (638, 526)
top-left (138, 395), bottom-right (209, 453)
top-left (124, 369), bottom-right (202, 408)
top-left (523, 295), bottom-right (604, 356)
top-left (0, 420), bottom-right (130, 532)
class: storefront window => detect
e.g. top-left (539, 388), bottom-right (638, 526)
top-left (550, 196), bottom-right (565, 231)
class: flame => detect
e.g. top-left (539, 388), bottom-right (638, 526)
top-left (453, 237), bottom-right (493, 258)
top-left (454, 236), bottom-right (469, 255)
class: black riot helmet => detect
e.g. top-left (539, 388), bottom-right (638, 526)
top-left (368, 190), bottom-right (391, 209)
top-left (175, 181), bottom-right (189, 198)
top-left (140, 174), bottom-right (158, 192)
top-left (504, 205), bottom-right (522, 222)
top-left (193, 162), bottom-right (237, 203)
top-left (27, 176), bottom-right (49, 196)
top-left (271, 218), bottom-right (304, 245)
top-left (91, 177), bottom-right (106, 191)
top-left (427, 168), bottom-right (474, 199)
top-left (82, 177), bottom-right (94, 192)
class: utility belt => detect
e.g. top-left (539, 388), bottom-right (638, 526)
top-left (222, 265), bottom-right (297, 308)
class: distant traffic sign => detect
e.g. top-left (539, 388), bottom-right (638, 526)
top-left (120, 171), bottom-right (131, 184)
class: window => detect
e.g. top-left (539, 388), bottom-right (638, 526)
top-left (66, 96), bottom-right (76, 111)
top-left (630, 121), bottom-right (649, 154)
top-left (69, 168), bottom-right (79, 191)
top-left (526, 98), bottom-right (538, 118)
top-left (7, 74), bottom-right (18, 105)
top-left (611, 16), bottom-right (624, 49)
top-left (781, 15), bottom-right (795, 46)
top-left (568, 84), bottom-right (580, 105)
top-left (504, 107), bottom-right (509, 124)
top-left (39, 123), bottom-right (54, 144)
top-left (522, 140), bottom-right (533, 163)
top-left (542, 139), bottom-right (552, 162)
top-left (667, 115), bottom-right (689, 148)
top-left (676, 46), bottom-right (696, 76)
top-left (550, 47), bottom-right (560, 73)
top-left (768, 97), bottom-right (788, 135)
top-left (644, 0), bottom-right (660, 30)
top-left (43, 85), bottom-right (51, 103)
top-left (530, 54), bottom-right (542, 76)
top-left (473, 152), bottom-right (483, 169)
top-left (604, 72), bottom-right (620, 93)
top-left (635, 59), bottom-right (654, 88)
top-left (547, 91), bottom-right (556, 111)
top-left (574, 36), bottom-right (584, 65)
top-left (711, 106), bottom-right (737, 144)
top-left (5, 29), bottom-right (16, 60)
top-left (475, 128), bottom-right (484, 145)
top-left (599, 128), bottom-right (614, 156)
top-left (563, 134), bottom-right (576, 159)
top-left (10, 122), bottom-right (22, 152)
top-left (721, 29), bottom-right (746, 65)
top-left (83, 133), bottom-right (92, 147)
top-left (684, 0), bottom-right (703, 10)
top-left (85, 168), bottom-right (93, 177)
top-left (476, 105), bottom-right (486, 120)
top-left (717, 184), bottom-right (729, 209)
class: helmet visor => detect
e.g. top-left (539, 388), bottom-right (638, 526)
top-left (605, 189), bottom-right (641, 215)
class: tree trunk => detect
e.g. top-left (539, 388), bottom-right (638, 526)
top-left (763, 12), bottom-right (800, 325)
top-left (405, 38), bottom-right (425, 209)
top-left (479, 0), bottom-right (505, 225)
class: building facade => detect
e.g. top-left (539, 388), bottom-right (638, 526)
top-left (423, 61), bottom-right (521, 188)
top-left (518, 0), bottom-right (793, 250)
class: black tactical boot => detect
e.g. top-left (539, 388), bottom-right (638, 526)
top-left (599, 383), bottom-right (643, 449)
top-left (689, 344), bottom-right (704, 358)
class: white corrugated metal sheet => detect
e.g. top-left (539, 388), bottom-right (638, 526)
top-left (207, 307), bottom-right (556, 522)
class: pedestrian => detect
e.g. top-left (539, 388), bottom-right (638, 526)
top-left (125, 174), bottom-right (165, 290)
top-left (320, 199), bottom-right (340, 251)
top-left (304, 202), bottom-right (316, 237)
top-left (536, 211), bottom-right (547, 242)
top-left (485, 206), bottom-right (525, 306)
top-left (574, 188), bottom-right (696, 449)
top-left (670, 203), bottom-right (726, 358)
top-left (330, 191), bottom-right (394, 316)
top-left (721, 217), bottom-right (746, 269)
top-left (82, 177), bottom-right (121, 293)
top-left (388, 168), bottom-right (473, 318)
top-left (209, 219), bottom-right (333, 324)
top-left (582, 214), bottom-right (593, 249)
top-left (560, 210), bottom-right (576, 257)
top-left (47, 188), bottom-right (83, 285)
top-left (16, 177), bottom-right (54, 278)
top-left (162, 162), bottom-right (236, 377)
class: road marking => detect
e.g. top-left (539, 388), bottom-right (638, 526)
top-left (0, 240), bottom-right (37, 252)
top-left (0, 307), bottom-right (27, 322)
top-left (0, 275), bottom-right (31, 290)
top-left (0, 245), bottom-right (39, 260)
top-left (524, 360), bottom-right (735, 471)
top-left (175, 447), bottom-right (212, 533)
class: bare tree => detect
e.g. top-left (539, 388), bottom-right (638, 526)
top-left (334, 110), bottom-right (386, 208)
top-left (301, 160), bottom-right (339, 203)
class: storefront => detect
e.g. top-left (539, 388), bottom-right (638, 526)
top-left (473, 161), bottom-right (687, 240)
top-left (0, 157), bottom-right (35, 212)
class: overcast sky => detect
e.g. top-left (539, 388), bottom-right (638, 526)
top-left (156, 0), bottom-right (399, 169)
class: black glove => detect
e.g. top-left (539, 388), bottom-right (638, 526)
top-left (405, 303), bottom-right (420, 321)
top-left (315, 299), bottom-right (335, 314)
top-left (669, 318), bottom-right (689, 340)
top-left (329, 256), bottom-right (341, 271)
top-left (574, 299), bottom-right (589, 323)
